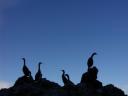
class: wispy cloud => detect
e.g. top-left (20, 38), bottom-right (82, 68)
top-left (0, 81), bottom-right (10, 89)
top-left (122, 85), bottom-right (128, 95)
top-left (118, 84), bottom-right (128, 95)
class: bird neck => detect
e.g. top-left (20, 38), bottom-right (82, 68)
top-left (23, 59), bottom-right (26, 66)
top-left (91, 54), bottom-right (95, 58)
top-left (38, 64), bottom-right (41, 72)
top-left (62, 71), bottom-right (65, 76)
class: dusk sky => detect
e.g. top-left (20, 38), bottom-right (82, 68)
top-left (0, 0), bottom-right (128, 94)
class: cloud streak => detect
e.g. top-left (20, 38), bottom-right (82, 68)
top-left (0, 81), bottom-right (10, 89)
top-left (118, 83), bottom-right (128, 95)
top-left (123, 85), bottom-right (128, 95)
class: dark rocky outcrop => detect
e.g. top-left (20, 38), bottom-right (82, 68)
top-left (0, 55), bottom-right (127, 96)
top-left (0, 74), bottom-right (127, 96)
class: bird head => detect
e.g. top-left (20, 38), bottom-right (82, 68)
top-left (61, 70), bottom-right (65, 73)
top-left (38, 62), bottom-right (42, 65)
top-left (91, 52), bottom-right (97, 57)
top-left (22, 58), bottom-right (25, 61)
top-left (93, 52), bottom-right (97, 55)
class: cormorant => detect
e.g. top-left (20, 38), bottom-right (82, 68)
top-left (35, 62), bottom-right (42, 81)
top-left (61, 70), bottom-right (68, 86)
top-left (22, 58), bottom-right (31, 77)
top-left (65, 74), bottom-right (74, 86)
top-left (87, 52), bottom-right (97, 69)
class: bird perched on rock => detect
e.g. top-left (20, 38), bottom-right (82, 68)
top-left (61, 70), bottom-right (75, 87)
top-left (22, 58), bottom-right (31, 77)
top-left (87, 52), bottom-right (97, 69)
top-left (61, 70), bottom-right (67, 86)
top-left (35, 62), bottom-right (42, 81)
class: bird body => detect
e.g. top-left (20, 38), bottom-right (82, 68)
top-left (87, 52), bottom-right (97, 69)
top-left (35, 62), bottom-right (42, 81)
top-left (65, 74), bottom-right (74, 86)
top-left (22, 58), bottom-right (31, 77)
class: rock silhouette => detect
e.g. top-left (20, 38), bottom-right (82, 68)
top-left (0, 55), bottom-right (127, 96)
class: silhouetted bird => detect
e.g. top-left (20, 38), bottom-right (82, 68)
top-left (65, 74), bottom-right (75, 86)
top-left (61, 70), bottom-right (68, 86)
top-left (87, 52), bottom-right (97, 69)
top-left (22, 58), bottom-right (31, 77)
top-left (35, 62), bottom-right (42, 81)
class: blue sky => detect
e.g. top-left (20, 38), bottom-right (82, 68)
top-left (0, 0), bottom-right (128, 94)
